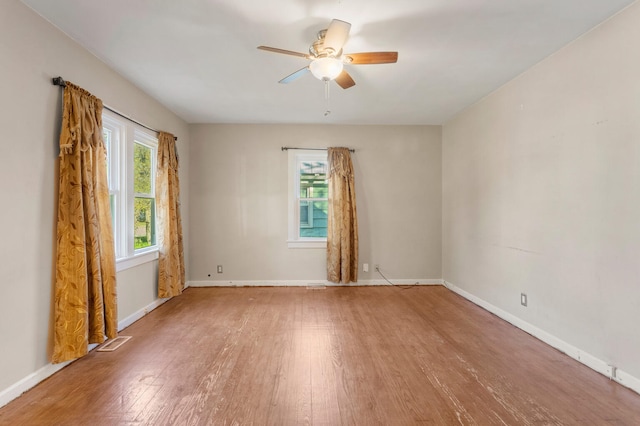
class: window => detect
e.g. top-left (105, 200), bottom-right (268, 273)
top-left (103, 110), bottom-right (158, 270)
top-left (287, 150), bottom-right (328, 248)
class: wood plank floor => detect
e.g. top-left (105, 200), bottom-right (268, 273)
top-left (1, 286), bottom-right (640, 425)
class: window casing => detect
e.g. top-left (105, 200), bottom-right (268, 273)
top-left (103, 110), bottom-right (158, 270)
top-left (287, 150), bottom-right (328, 248)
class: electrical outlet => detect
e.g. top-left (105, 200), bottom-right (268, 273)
top-left (217, 265), bottom-right (223, 274)
top-left (363, 263), bottom-right (369, 272)
top-left (521, 293), bottom-right (527, 307)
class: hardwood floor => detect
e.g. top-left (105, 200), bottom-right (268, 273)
top-left (1, 286), bottom-right (639, 425)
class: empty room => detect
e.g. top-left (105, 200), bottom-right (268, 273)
top-left (1, 0), bottom-right (640, 424)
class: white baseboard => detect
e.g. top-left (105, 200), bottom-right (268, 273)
top-left (615, 369), bottom-right (640, 395)
top-left (117, 297), bottom-right (170, 331)
top-left (0, 296), bottom-right (171, 409)
top-left (0, 360), bottom-right (72, 408)
top-left (187, 279), bottom-right (444, 287)
top-left (443, 280), bottom-right (640, 395)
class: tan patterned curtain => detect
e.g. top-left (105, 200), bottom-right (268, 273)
top-left (156, 132), bottom-right (185, 298)
top-left (52, 82), bottom-right (117, 363)
top-left (327, 147), bottom-right (359, 283)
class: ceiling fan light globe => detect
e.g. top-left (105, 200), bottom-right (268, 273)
top-left (310, 57), bottom-right (343, 81)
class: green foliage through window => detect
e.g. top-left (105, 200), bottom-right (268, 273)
top-left (134, 143), bottom-right (152, 194)
top-left (134, 142), bottom-right (155, 249)
top-left (134, 198), bottom-right (155, 249)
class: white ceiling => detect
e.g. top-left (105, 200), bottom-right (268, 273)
top-left (22, 0), bottom-right (635, 125)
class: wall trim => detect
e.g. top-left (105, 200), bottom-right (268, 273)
top-left (0, 360), bottom-right (72, 408)
top-left (187, 279), bottom-right (444, 287)
top-left (443, 280), bottom-right (640, 395)
top-left (0, 296), bottom-right (170, 409)
top-left (117, 296), bottom-right (170, 331)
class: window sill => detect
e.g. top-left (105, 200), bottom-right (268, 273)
top-left (116, 249), bottom-right (159, 272)
top-left (287, 240), bottom-right (327, 249)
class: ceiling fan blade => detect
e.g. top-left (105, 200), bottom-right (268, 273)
top-left (279, 67), bottom-right (310, 84)
top-left (344, 52), bottom-right (398, 65)
top-left (257, 46), bottom-right (311, 59)
top-left (324, 19), bottom-right (351, 54)
top-left (335, 70), bottom-right (355, 89)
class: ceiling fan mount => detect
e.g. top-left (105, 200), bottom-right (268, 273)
top-left (258, 19), bottom-right (398, 89)
top-left (309, 29), bottom-right (342, 58)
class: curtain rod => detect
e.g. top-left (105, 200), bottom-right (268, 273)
top-left (281, 146), bottom-right (355, 153)
top-left (52, 76), bottom-right (177, 141)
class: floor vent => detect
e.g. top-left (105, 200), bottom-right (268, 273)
top-left (97, 336), bottom-right (132, 352)
top-left (307, 284), bottom-right (326, 290)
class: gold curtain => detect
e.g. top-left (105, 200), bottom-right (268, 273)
top-left (156, 132), bottom-right (185, 298)
top-left (327, 147), bottom-right (359, 283)
top-left (52, 82), bottom-right (117, 363)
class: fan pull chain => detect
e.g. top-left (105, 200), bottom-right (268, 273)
top-left (324, 80), bottom-right (331, 116)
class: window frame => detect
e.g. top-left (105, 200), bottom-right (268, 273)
top-left (103, 114), bottom-right (125, 259)
top-left (103, 110), bottom-right (159, 271)
top-left (287, 150), bottom-right (328, 249)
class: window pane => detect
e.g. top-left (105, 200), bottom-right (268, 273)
top-left (134, 197), bottom-right (155, 249)
top-left (134, 142), bottom-right (153, 194)
top-left (299, 161), bottom-right (328, 199)
top-left (299, 200), bottom-right (327, 237)
top-left (300, 201), bottom-right (311, 227)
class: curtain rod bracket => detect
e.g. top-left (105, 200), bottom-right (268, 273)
top-left (52, 76), bottom-right (66, 87)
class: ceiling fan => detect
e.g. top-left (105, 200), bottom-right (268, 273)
top-left (257, 19), bottom-right (398, 89)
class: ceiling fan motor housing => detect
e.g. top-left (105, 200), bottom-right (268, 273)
top-left (310, 30), bottom-right (341, 58)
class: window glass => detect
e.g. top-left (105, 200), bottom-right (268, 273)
top-left (299, 161), bottom-right (328, 198)
top-left (134, 197), bottom-right (155, 249)
top-left (298, 160), bottom-right (328, 238)
top-left (288, 151), bottom-right (329, 247)
top-left (134, 143), bottom-right (153, 194)
top-left (299, 200), bottom-right (328, 237)
top-left (133, 142), bottom-right (155, 250)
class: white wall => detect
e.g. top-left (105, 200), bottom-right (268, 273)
top-left (443, 2), bottom-right (640, 381)
top-left (0, 0), bottom-right (190, 399)
top-left (189, 124), bottom-right (441, 284)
